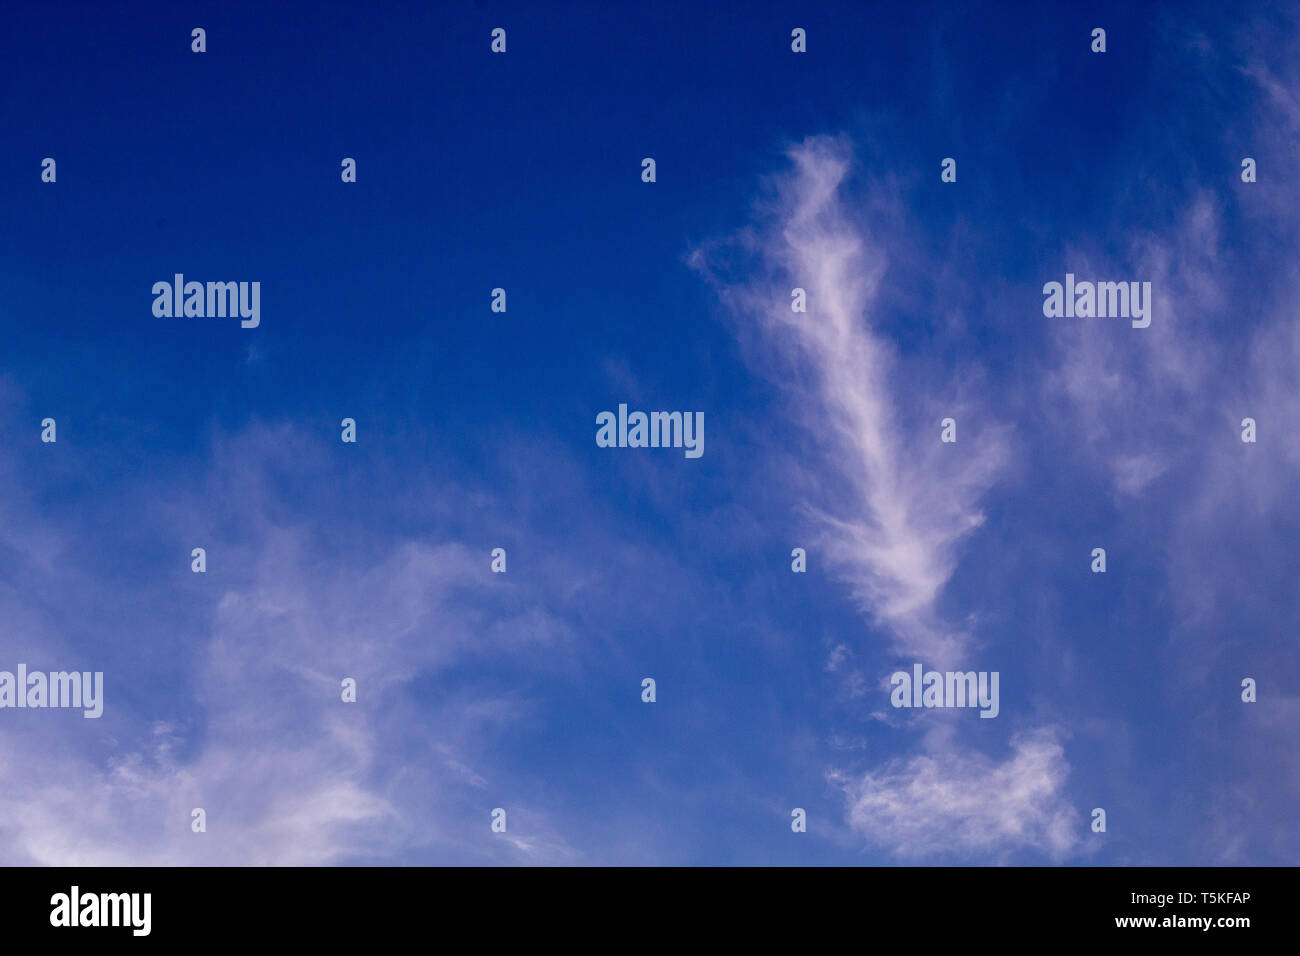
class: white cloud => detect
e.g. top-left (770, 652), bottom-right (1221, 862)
top-left (693, 136), bottom-right (1080, 862)
top-left (0, 422), bottom-right (580, 866)
top-left (831, 727), bottom-right (1079, 861)
top-left (692, 136), bottom-right (1007, 664)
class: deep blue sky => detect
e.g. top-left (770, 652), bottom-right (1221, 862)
top-left (0, 0), bottom-right (1296, 865)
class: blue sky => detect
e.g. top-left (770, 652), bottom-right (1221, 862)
top-left (1, 0), bottom-right (1297, 864)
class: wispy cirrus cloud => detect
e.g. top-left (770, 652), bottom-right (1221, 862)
top-left (691, 137), bottom-right (1086, 862)
top-left (830, 727), bottom-right (1079, 861)
top-left (0, 417), bottom-right (581, 865)
top-left (691, 135), bottom-right (1008, 664)
top-left (1033, 17), bottom-right (1300, 862)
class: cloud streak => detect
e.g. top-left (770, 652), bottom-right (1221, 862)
top-left (692, 136), bottom-right (1007, 664)
top-left (0, 419), bottom-right (580, 865)
top-left (831, 727), bottom-right (1079, 861)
